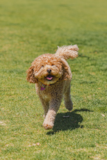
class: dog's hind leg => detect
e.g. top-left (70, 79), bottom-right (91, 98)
top-left (63, 85), bottom-right (73, 111)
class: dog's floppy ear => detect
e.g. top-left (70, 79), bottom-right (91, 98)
top-left (61, 58), bottom-right (72, 80)
top-left (27, 66), bottom-right (38, 83)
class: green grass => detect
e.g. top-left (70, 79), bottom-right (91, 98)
top-left (0, 0), bottom-right (107, 159)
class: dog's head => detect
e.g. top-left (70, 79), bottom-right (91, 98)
top-left (27, 54), bottom-right (71, 85)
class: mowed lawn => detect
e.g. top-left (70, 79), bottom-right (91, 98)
top-left (0, 0), bottom-right (107, 159)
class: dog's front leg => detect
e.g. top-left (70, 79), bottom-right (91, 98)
top-left (43, 97), bottom-right (62, 129)
top-left (39, 96), bottom-right (49, 117)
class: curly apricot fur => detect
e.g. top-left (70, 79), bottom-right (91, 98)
top-left (27, 44), bottom-right (78, 129)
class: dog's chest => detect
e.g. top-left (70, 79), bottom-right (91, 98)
top-left (42, 93), bottom-right (49, 99)
top-left (39, 88), bottom-right (51, 101)
top-left (36, 81), bottom-right (65, 100)
top-left (36, 84), bottom-right (51, 99)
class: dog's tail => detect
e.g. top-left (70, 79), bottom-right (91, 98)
top-left (55, 44), bottom-right (79, 60)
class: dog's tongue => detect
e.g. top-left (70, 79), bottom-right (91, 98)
top-left (46, 75), bottom-right (53, 80)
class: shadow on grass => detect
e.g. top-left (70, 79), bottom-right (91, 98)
top-left (47, 108), bottom-right (93, 135)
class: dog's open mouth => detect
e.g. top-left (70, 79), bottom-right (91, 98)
top-left (46, 75), bottom-right (54, 81)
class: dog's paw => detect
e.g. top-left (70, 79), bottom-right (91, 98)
top-left (43, 122), bottom-right (54, 130)
top-left (65, 100), bottom-right (73, 111)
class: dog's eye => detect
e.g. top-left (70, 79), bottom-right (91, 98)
top-left (52, 64), bottom-right (55, 66)
top-left (41, 65), bottom-right (44, 68)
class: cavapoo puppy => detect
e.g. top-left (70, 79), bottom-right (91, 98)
top-left (27, 45), bottom-right (79, 129)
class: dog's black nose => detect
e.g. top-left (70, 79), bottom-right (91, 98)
top-left (47, 69), bottom-right (51, 73)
